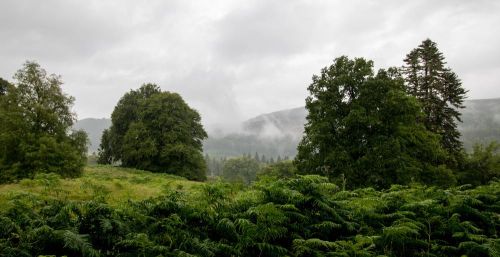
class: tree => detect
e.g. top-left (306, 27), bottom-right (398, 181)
top-left (254, 152), bottom-right (260, 162)
top-left (403, 39), bottom-right (467, 164)
top-left (98, 84), bottom-right (208, 180)
top-left (0, 62), bottom-right (87, 182)
top-left (0, 77), bottom-right (9, 96)
top-left (458, 142), bottom-right (500, 186)
top-left (97, 129), bottom-right (113, 164)
top-left (295, 56), bottom-right (452, 189)
top-left (222, 157), bottom-right (260, 184)
top-left (257, 160), bottom-right (297, 180)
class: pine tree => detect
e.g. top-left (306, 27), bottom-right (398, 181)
top-left (403, 39), bottom-right (467, 163)
top-left (254, 152), bottom-right (260, 162)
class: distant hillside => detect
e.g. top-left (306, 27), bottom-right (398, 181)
top-left (73, 118), bottom-right (111, 153)
top-left (242, 107), bottom-right (307, 139)
top-left (459, 98), bottom-right (500, 149)
top-left (76, 98), bottom-right (500, 156)
top-left (204, 98), bottom-right (500, 157)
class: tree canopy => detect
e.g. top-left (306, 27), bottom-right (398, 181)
top-left (222, 156), bottom-right (260, 184)
top-left (98, 84), bottom-right (208, 180)
top-left (295, 56), bottom-right (453, 189)
top-left (403, 39), bottom-right (467, 164)
top-left (0, 62), bottom-right (88, 182)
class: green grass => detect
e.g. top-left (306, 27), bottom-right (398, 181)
top-left (0, 165), bottom-right (203, 207)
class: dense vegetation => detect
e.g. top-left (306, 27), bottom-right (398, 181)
top-left (97, 84), bottom-right (208, 181)
top-left (295, 39), bottom-right (484, 189)
top-left (1, 39), bottom-right (500, 256)
top-left (295, 56), bottom-right (453, 189)
top-left (0, 167), bottom-right (499, 256)
top-left (0, 62), bottom-right (87, 183)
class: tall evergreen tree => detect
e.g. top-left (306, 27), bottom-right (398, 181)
top-left (403, 39), bottom-right (467, 163)
top-left (254, 152), bottom-right (260, 162)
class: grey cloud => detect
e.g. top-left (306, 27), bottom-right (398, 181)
top-left (1, 0), bottom-right (500, 131)
top-left (212, 0), bottom-right (327, 62)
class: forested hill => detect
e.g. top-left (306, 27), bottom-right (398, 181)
top-left (459, 98), bottom-right (500, 149)
top-left (76, 98), bottom-right (500, 155)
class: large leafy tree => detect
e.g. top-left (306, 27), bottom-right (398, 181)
top-left (98, 84), bottom-right (208, 180)
top-left (0, 62), bottom-right (88, 182)
top-left (295, 56), bottom-right (453, 189)
top-left (403, 39), bottom-right (467, 164)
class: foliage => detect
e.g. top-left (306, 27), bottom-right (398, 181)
top-left (403, 39), bottom-right (468, 165)
top-left (459, 142), bottom-right (500, 186)
top-left (257, 160), bottom-right (297, 181)
top-left (0, 77), bottom-right (9, 96)
top-left (295, 56), bottom-right (450, 189)
top-left (1, 170), bottom-right (500, 256)
top-left (222, 157), bottom-right (260, 185)
top-left (0, 62), bottom-right (87, 183)
top-left (97, 84), bottom-right (208, 181)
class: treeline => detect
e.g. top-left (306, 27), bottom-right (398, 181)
top-left (205, 153), bottom-right (290, 176)
top-left (294, 39), bottom-right (498, 189)
top-left (1, 38), bottom-right (500, 190)
top-left (205, 154), bottom-right (295, 185)
top-left (1, 174), bottom-right (499, 256)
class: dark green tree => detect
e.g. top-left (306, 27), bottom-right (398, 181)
top-left (403, 39), bottom-right (467, 164)
top-left (0, 77), bottom-right (9, 96)
top-left (295, 56), bottom-right (452, 189)
top-left (0, 62), bottom-right (87, 182)
top-left (98, 84), bottom-right (208, 180)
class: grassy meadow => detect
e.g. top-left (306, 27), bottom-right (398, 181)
top-left (0, 165), bottom-right (204, 207)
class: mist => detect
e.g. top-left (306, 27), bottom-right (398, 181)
top-left (1, 0), bottom-right (500, 134)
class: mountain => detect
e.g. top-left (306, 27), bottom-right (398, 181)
top-left (459, 98), bottom-right (500, 149)
top-left (242, 107), bottom-right (307, 139)
top-left (204, 98), bottom-right (500, 157)
top-left (73, 118), bottom-right (111, 153)
top-left (75, 98), bottom-right (500, 156)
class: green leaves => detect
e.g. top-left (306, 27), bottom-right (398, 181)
top-left (222, 157), bottom-right (260, 185)
top-left (403, 39), bottom-right (468, 164)
top-left (0, 62), bottom-right (87, 183)
top-left (98, 84), bottom-right (208, 181)
top-left (1, 172), bottom-right (500, 256)
top-left (296, 56), bottom-right (448, 189)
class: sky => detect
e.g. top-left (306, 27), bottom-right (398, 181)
top-left (1, 0), bottom-right (499, 132)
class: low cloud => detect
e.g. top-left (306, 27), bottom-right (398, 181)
top-left (1, 0), bottom-right (499, 133)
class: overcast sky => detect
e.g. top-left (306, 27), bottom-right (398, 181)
top-left (1, 0), bottom-right (499, 131)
